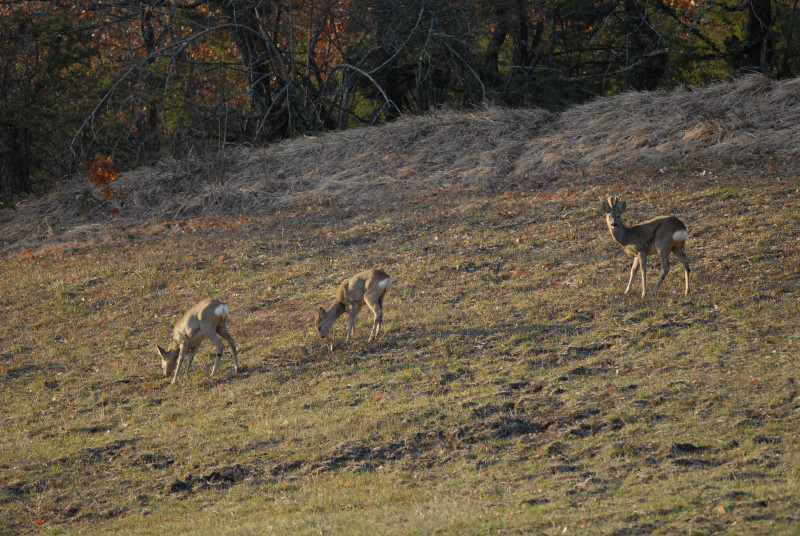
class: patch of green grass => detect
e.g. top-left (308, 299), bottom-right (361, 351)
top-left (2, 173), bottom-right (800, 535)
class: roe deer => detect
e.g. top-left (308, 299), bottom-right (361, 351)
top-left (156, 298), bottom-right (239, 384)
top-left (601, 196), bottom-right (690, 298)
top-left (317, 269), bottom-right (392, 345)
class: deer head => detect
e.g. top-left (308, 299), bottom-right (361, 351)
top-left (601, 196), bottom-right (627, 230)
top-left (156, 344), bottom-right (179, 378)
top-left (316, 306), bottom-right (334, 339)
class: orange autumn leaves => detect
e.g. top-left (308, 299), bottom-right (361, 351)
top-left (84, 153), bottom-right (121, 199)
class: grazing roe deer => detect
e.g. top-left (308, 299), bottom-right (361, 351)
top-left (157, 298), bottom-right (239, 384)
top-left (317, 269), bottom-right (393, 345)
top-left (601, 197), bottom-right (690, 298)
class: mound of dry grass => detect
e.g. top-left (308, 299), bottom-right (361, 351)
top-left (2, 74), bottom-right (798, 250)
top-left (516, 74), bottom-right (800, 173)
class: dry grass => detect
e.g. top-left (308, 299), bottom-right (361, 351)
top-left (516, 74), bottom-right (800, 174)
top-left (1, 75), bottom-right (800, 535)
top-left (3, 74), bottom-right (799, 251)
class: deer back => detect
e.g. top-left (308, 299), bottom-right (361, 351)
top-left (609, 215), bottom-right (685, 256)
top-left (338, 269), bottom-right (392, 305)
top-left (173, 299), bottom-right (228, 343)
top-left (639, 215), bottom-right (687, 253)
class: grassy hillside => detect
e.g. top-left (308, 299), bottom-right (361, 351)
top-left (1, 75), bottom-right (800, 535)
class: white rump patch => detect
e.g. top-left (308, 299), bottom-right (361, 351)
top-left (379, 278), bottom-right (391, 289)
top-left (215, 304), bottom-right (229, 317)
top-left (673, 230), bottom-right (688, 241)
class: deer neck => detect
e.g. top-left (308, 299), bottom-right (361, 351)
top-left (609, 222), bottom-right (633, 246)
top-left (326, 301), bottom-right (347, 322)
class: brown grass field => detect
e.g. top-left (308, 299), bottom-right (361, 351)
top-left (1, 74), bottom-right (799, 535)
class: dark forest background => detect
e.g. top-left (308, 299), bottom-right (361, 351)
top-left (0, 0), bottom-right (791, 197)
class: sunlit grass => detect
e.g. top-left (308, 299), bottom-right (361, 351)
top-left (1, 172), bottom-right (799, 535)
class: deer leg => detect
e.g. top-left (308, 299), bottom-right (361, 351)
top-left (674, 249), bottom-right (690, 295)
top-left (184, 342), bottom-right (200, 375)
top-left (172, 343), bottom-right (189, 384)
top-left (625, 256), bottom-right (640, 294)
top-left (206, 331), bottom-right (226, 376)
top-left (365, 295), bottom-right (384, 343)
top-left (345, 305), bottom-right (359, 342)
top-left (218, 326), bottom-right (239, 373)
top-left (638, 252), bottom-right (648, 298)
top-left (648, 250), bottom-right (672, 297)
top-left (185, 351), bottom-right (194, 374)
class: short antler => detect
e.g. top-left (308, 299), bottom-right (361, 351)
top-left (601, 196), bottom-right (626, 214)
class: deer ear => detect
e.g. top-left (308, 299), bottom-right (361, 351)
top-left (601, 199), bottom-right (611, 213)
top-left (619, 201), bottom-right (627, 213)
top-left (317, 307), bottom-right (325, 320)
top-left (156, 345), bottom-right (168, 359)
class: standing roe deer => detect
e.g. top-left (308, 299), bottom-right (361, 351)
top-left (601, 196), bottom-right (690, 297)
top-left (317, 269), bottom-right (393, 345)
top-left (157, 298), bottom-right (239, 384)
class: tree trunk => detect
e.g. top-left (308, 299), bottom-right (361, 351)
top-left (622, 0), bottom-right (667, 90)
top-left (139, 4), bottom-right (162, 155)
top-left (745, 0), bottom-right (773, 74)
top-left (220, 0), bottom-right (276, 118)
top-left (0, 125), bottom-right (32, 195)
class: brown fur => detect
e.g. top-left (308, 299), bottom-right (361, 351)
top-left (601, 197), bottom-right (690, 297)
top-left (317, 269), bottom-right (393, 344)
top-left (156, 298), bottom-right (239, 384)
